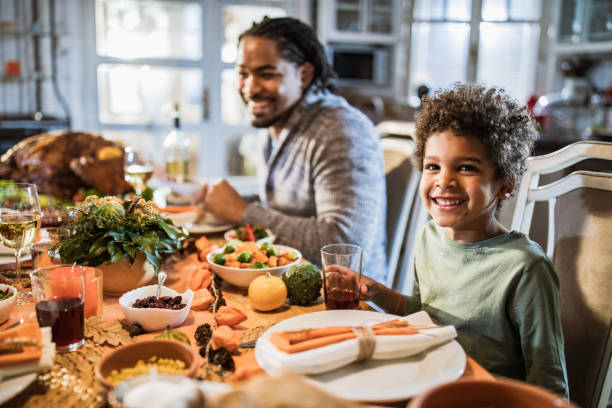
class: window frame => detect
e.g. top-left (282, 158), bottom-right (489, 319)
top-left (405, 0), bottom-right (544, 100)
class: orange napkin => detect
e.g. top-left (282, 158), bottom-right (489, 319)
top-left (269, 319), bottom-right (423, 354)
top-left (160, 205), bottom-right (198, 214)
top-left (0, 323), bottom-right (43, 367)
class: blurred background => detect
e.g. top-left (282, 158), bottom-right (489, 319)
top-left (0, 0), bottom-right (610, 187)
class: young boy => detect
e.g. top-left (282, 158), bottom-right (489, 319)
top-left (327, 84), bottom-right (569, 397)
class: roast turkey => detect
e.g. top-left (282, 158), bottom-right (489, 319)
top-left (0, 130), bottom-right (133, 199)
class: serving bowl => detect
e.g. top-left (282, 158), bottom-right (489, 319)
top-left (119, 285), bottom-right (193, 332)
top-left (406, 379), bottom-right (575, 408)
top-left (207, 244), bottom-right (301, 288)
top-left (223, 226), bottom-right (276, 246)
top-left (95, 339), bottom-right (198, 389)
top-left (0, 284), bottom-right (17, 324)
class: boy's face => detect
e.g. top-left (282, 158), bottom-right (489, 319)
top-left (419, 130), bottom-right (510, 242)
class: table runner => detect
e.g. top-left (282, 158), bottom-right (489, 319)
top-left (0, 234), bottom-right (493, 407)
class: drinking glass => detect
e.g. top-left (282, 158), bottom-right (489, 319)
top-left (321, 244), bottom-right (363, 310)
top-left (31, 227), bottom-right (70, 269)
top-left (124, 146), bottom-right (154, 196)
top-left (0, 183), bottom-right (41, 305)
top-left (31, 264), bottom-right (86, 352)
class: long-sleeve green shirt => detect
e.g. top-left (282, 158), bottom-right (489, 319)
top-left (402, 221), bottom-right (569, 398)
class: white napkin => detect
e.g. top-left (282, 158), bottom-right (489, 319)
top-left (0, 326), bottom-right (55, 379)
top-left (258, 311), bottom-right (457, 374)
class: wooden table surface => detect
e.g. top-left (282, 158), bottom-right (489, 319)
top-left (1, 233), bottom-right (493, 407)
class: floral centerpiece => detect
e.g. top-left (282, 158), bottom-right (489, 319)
top-left (57, 196), bottom-right (187, 294)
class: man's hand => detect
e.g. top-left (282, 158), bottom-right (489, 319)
top-left (201, 179), bottom-right (248, 224)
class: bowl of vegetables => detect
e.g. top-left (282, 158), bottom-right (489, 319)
top-left (207, 242), bottom-right (301, 288)
top-left (224, 224), bottom-right (275, 246)
top-left (0, 284), bottom-right (17, 324)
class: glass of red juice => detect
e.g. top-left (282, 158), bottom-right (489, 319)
top-left (321, 244), bottom-right (362, 310)
top-left (31, 265), bottom-right (86, 352)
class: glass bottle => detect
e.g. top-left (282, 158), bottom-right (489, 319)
top-left (163, 103), bottom-right (189, 182)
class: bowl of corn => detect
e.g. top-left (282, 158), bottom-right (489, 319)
top-left (95, 339), bottom-right (198, 389)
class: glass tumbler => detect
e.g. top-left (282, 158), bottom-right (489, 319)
top-left (31, 265), bottom-right (86, 352)
top-left (321, 244), bottom-right (363, 310)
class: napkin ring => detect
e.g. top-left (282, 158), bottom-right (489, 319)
top-left (352, 326), bottom-right (376, 362)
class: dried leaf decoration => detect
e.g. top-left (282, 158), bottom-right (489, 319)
top-left (84, 317), bottom-right (132, 346)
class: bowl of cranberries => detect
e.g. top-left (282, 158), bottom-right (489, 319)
top-left (119, 285), bottom-right (193, 332)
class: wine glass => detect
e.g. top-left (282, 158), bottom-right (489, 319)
top-left (124, 146), bottom-right (154, 196)
top-left (0, 183), bottom-right (41, 305)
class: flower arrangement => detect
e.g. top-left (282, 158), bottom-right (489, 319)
top-left (58, 195), bottom-right (187, 272)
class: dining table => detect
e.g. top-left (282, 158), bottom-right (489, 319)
top-left (0, 233), bottom-right (493, 407)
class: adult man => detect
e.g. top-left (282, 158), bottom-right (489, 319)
top-left (202, 17), bottom-right (386, 280)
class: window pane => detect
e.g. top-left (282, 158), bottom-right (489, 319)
top-left (368, 0), bottom-right (393, 33)
top-left (482, 0), bottom-right (508, 21)
top-left (445, 0), bottom-right (471, 21)
top-left (414, 0), bottom-right (445, 20)
top-left (559, 0), bottom-right (583, 42)
top-left (96, 0), bottom-right (202, 60)
top-left (509, 0), bottom-right (541, 20)
top-left (221, 5), bottom-right (286, 63)
top-left (477, 22), bottom-right (540, 103)
top-left (97, 64), bottom-right (202, 124)
top-left (337, 10), bottom-right (361, 31)
top-left (409, 23), bottom-right (470, 97)
top-left (221, 68), bottom-right (249, 126)
top-left (588, 0), bottom-right (612, 41)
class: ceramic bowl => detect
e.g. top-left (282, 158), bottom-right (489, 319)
top-left (95, 339), bottom-right (198, 389)
top-left (207, 244), bottom-right (301, 288)
top-left (223, 226), bottom-right (276, 246)
top-left (119, 285), bottom-right (193, 332)
top-left (406, 379), bottom-right (575, 408)
top-left (0, 284), bottom-right (17, 324)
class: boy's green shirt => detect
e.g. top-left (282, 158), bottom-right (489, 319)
top-left (403, 221), bottom-right (569, 398)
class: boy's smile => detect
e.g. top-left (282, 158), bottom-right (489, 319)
top-left (419, 130), bottom-right (510, 242)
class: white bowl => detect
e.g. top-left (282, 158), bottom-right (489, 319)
top-left (164, 209), bottom-right (199, 226)
top-left (223, 227), bottom-right (276, 246)
top-left (0, 284), bottom-right (17, 324)
top-left (207, 244), bottom-right (301, 288)
top-left (119, 285), bottom-right (193, 332)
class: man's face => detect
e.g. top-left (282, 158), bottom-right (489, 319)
top-left (237, 37), bottom-right (311, 129)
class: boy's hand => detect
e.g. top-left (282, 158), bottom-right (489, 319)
top-left (323, 265), bottom-right (381, 301)
top-left (323, 265), bottom-right (403, 313)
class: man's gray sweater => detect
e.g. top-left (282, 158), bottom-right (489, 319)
top-left (241, 89), bottom-right (387, 281)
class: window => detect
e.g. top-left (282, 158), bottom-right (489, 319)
top-left (90, 0), bottom-right (297, 181)
top-left (409, 0), bottom-right (541, 103)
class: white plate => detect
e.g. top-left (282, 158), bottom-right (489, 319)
top-left (255, 310), bottom-right (466, 403)
top-left (186, 222), bottom-right (234, 235)
top-left (223, 227), bottom-right (276, 246)
top-left (0, 372), bottom-right (37, 404)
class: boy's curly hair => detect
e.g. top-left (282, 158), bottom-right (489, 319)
top-left (414, 83), bottom-right (538, 187)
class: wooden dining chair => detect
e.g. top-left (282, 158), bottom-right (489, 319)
top-left (511, 141), bottom-right (612, 408)
top-left (379, 136), bottom-right (421, 289)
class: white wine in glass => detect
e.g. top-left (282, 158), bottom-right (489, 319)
top-left (124, 147), bottom-right (154, 196)
top-left (0, 183), bottom-right (41, 305)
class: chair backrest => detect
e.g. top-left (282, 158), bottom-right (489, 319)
top-left (511, 141), bottom-right (612, 408)
top-left (380, 136), bottom-right (420, 288)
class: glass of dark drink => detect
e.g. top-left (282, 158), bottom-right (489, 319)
top-left (321, 244), bottom-right (362, 310)
top-left (31, 264), bottom-right (86, 352)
